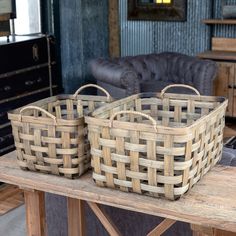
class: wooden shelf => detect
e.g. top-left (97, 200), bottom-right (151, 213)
top-left (198, 50), bottom-right (236, 61)
top-left (0, 14), bottom-right (10, 21)
top-left (203, 19), bottom-right (236, 24)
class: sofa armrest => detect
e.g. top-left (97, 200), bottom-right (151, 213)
top-left (89, 58), bottom-right (140, 95)
top-left (192, 60), bottom-right (218, 96)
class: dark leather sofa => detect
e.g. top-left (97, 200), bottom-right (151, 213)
top-left (90, 52), bottom-right (217, 98)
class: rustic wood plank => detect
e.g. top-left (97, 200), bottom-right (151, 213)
top-left (233, 89), bottom-right (236, 118)
top-left (191, 224), bottom-right (236, 236)
top-left (224, 125), bottom-right (236, 138)
top-left (202, 19), bottom-right (236, 24)
top-left (24, 190), bottom-right (46, 236)
top-left (147, 219), bottom-right (176, 236)
top-left (109, 0), bottom-right (120, 57)
top-left (214, 229), bottom-right (236, 236)
top-left (0, 184), bottom-right (24, 215)
top-left (191, 225), bottom-right (214, 236)
top-left (198, 50), bottom-right (236, 61)
top-left (0, 13), bottom-right (11, 21)
top-left (1, 151), bottom-right (236, 233)
top-left (214, 62), bottom-right (234, 117)
top-left (212, 38), bottom-right (236, 52)
top-left (87, 202), bottom-right (122, 236)
top-left (67, 198), bottom-right (86, 236)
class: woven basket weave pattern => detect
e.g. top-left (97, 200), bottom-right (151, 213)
top-left (8, 84), bottom-right (112, 178)
top-left (86, 91), bottom-right (227, 200)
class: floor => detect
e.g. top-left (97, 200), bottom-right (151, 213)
top-left (0, 205), bottom-right (26, 236)
top-left (0, 184), bottom-right (24, 216)
top-left (0, 184), bottom-right (25, 236)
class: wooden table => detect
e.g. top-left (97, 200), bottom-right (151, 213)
top-left (0, 151), bottom-right (236, 236)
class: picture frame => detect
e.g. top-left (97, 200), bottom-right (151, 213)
top-left (128, 0), bottom-right (187, 21)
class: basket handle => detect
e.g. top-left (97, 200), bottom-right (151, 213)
top-left (73, 84), bottom-right (112, 101)
top-left (19, 106), bottom-right (57, 124)
top-left (109, 110), bottom-right (157, 132)
top-left (160, 84), bottom-right (201, 98)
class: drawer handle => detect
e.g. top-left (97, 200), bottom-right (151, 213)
top-left (25, 80), bottom-right (34, 86)
top-left (4, 86), bottom-right (11, 91)
top-left (228, 85), bottom-right (236, 89)
top-left (37, 77), bottom-right (42, 83)
top-left (32, 44), bottom-right (39, 61)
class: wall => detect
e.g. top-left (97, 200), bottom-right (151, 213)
top-left (60, 0), bottom-right (108, 93)
top-left (120, 0), bottom-right (213, 56)
top-left (213, 0), bottom-right (236, 37)
top-left (59, 0), bottom-right (236, 92)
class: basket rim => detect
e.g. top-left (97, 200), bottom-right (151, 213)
top-left (86, 92), bottom-right (228, 133)
top-left (7, 93), bottom-right (112, 124)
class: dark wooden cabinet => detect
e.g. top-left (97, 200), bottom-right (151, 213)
top-left (198, 51), bottom-right (236, 118)
top-left (215, 62), bottom-right (235, 117)
top-left (0, 35), bottom-right (61, 155)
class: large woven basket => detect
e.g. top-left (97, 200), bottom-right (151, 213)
top-left (85, 84), bottom-right (228, 200)
top-left (8, 84), bottom-right (112, 178)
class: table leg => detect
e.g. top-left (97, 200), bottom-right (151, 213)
top-left (87, 201), bottom-right (122, 236)
top-left (67, 198), bottom-right (86, 236)
top-left (24, 190), bottom-right (46, 236)
top-left (147, 218), bottom-right (176, 236)
top-left (191, 224), bottom-right (236, 236)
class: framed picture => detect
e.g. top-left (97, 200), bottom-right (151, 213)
top-left (128, 0), bottom-right (187, 21)
top-left (0, 0), bottom-right (16, 18)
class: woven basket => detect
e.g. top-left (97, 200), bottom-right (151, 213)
top-left (8, 84), bottom-right (112, 178)
top-left (85, 84), bottom-right (228, 200)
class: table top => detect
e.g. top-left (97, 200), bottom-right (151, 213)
top-left (1, 151), bottom-right (236, 232)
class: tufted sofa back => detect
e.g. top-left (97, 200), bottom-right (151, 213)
top-left (104, 52), bottom-right (217, 95)
top-left (112, 52), bottom-right (215, 85)
top-left (90, 52), bottom-right (217, 97)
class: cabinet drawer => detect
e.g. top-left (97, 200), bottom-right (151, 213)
top-left (0, 126), bottom-right (13, 149)
top-left (0, 67), bottom-right (50, 100)
top-left (0, 88), bottom-right (54, 126)
top-left (0, 37), bottom-right (48, 74)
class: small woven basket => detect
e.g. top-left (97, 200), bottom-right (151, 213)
top-left (8, 84), bottom-right (112, 178)
top-left (85, 84), bottom-right (228, 200)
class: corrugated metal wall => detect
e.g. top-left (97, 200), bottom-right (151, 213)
top-left (213, 0), bottom-right (236, 37)
top-left (119, 0), bottom-right (155, 56)
top-left (120, 0), bottom-right (213, 56)
top-left (154, 0), bottom-right (212, 56)
top-left (60, 0), bottom-right (108, 93)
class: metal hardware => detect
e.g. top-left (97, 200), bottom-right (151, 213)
top-left (0, 63), bottom-right (48, 79)
top-left (0, 85), bottom-right (57, 105)
top-left (37, 77), bottom-right (42, 83)
top-left (4, 86), bottom-right (11, 91)
top-left (46, 37), bottom-right (53, 96)
top-left (25, 80), bottom-right (35, 86)
top-left (228, 85), bottom-right (236, 89)
top-left (32, 44), bottom-right (39, 61)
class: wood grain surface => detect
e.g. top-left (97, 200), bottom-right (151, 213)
top-left (198, 50), bottom-right (236, 61)
top-left (0, 184), bottom-right (24, 215)
top-left (212, 38), bottom-right (236, 52)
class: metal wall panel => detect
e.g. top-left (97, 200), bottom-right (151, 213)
top-left (120, 0), bottom-right (212, 57)
top-left (154, 0), bottom-right (212, 56)
top-left (60, 0), bottom-right (108, 93)
top-left (120, 0), bottom-right (155, 56)
top-left (213, 0), bottom-right (236, 38)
